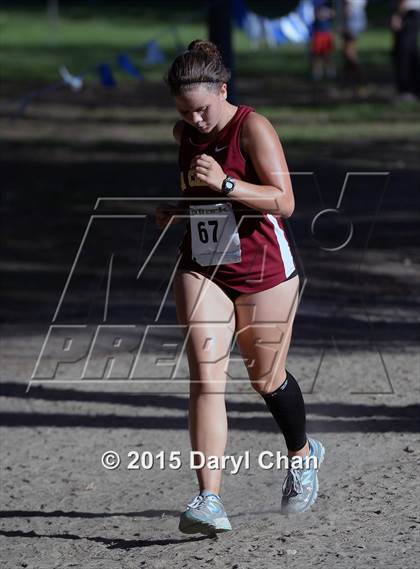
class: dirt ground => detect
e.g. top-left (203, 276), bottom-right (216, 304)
top-left (1, 79), bottom-right (420, 568)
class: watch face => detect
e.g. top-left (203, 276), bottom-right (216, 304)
top-left (226, 181), bottom-right (234, 190)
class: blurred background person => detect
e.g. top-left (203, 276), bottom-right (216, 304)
top-left (311, 0), bottom-right (336, 80)
top-left (340, 0), bottom-right (367, 80)
top-left (391, 0), bottom-right (420, 101)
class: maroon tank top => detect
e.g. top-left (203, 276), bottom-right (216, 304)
top-left (176, 104), bottom-right (296, 294)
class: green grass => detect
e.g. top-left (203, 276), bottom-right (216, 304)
top-left (1, 2), bottom-right (419, 168)
top-left (0, 4), bottom-right (395, 83)
top-left (0, 4), bottom-right (206, 82)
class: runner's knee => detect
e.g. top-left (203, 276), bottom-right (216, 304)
top-left (189, 367), bottom-right (228, 395)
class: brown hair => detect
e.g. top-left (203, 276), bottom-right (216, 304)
top-left (164, 39), bottom-right (231, 95)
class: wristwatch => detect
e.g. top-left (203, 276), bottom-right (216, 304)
top-left (221, 175), bottom-right (236, 196)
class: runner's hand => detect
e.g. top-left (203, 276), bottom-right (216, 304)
top-left (191, 154), bottom-right (226, 193)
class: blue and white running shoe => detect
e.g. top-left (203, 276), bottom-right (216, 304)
top-left (281, 436), bottom-right (325, 514)
top-left (179, 490), bottom-right (232, 535)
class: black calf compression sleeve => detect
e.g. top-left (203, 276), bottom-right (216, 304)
top-left (260, 369), bottom-right (307, 452)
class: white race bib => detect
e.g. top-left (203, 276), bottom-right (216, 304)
top-left (189, 202), bottom-right (241, 266)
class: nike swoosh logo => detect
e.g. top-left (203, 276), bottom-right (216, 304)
top-left (215, 145), bottom-right (228, 152)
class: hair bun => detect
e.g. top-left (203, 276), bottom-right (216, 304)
top-left (165, 38), bottom-right (230, 94)
top-left (187, 39), bottom-right (221, 59)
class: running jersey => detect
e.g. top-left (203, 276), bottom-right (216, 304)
top-left (176, 104), bottom-right (296, 294)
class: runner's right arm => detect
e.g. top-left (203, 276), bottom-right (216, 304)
top-left (155, 121), bottom-right (186, 229)
top-left (173, 121), bottom-right (188, 217)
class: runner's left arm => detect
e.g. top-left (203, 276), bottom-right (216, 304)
top-left (191, 113), bottom-right (295, 218)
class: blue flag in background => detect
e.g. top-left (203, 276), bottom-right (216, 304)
top-left (232, 0), bottom-right (248, 27)
top-left (143, 40), bottom-right (166, 65)
top-left (270, 23), bottom-right (288, 45)
top-left (98, 63), bottom-right (116, 87)
top-left (270, 5), bottom-right (313, 44)
top-left (117, 53), bottom-right (144, 79)
top-left (233, 0), bottom-right (266, 45)
top-left (233, 0), bottom-right (314, 46)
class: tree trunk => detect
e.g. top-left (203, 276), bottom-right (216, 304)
top-left (208, 0), bottom-right (237, 104)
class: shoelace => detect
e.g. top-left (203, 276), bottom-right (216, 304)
top-left (187, 495), bottom-right (209, 510)
top-left (282, 468), bottom-right (303, 497)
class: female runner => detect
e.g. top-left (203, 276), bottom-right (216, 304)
top-left (156, 39), bottom-right (325, 536)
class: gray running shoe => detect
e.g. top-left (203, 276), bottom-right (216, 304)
top-left (179, 490), bottom-right (232, 535)
top-left (281, 436), bottom-right (325, 514)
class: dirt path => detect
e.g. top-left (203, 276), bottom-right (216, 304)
top-left (1, 83), bottom-right (419, 568)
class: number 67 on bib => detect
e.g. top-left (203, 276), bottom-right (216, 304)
top-left (189, 202), bottom-right (242, 267)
